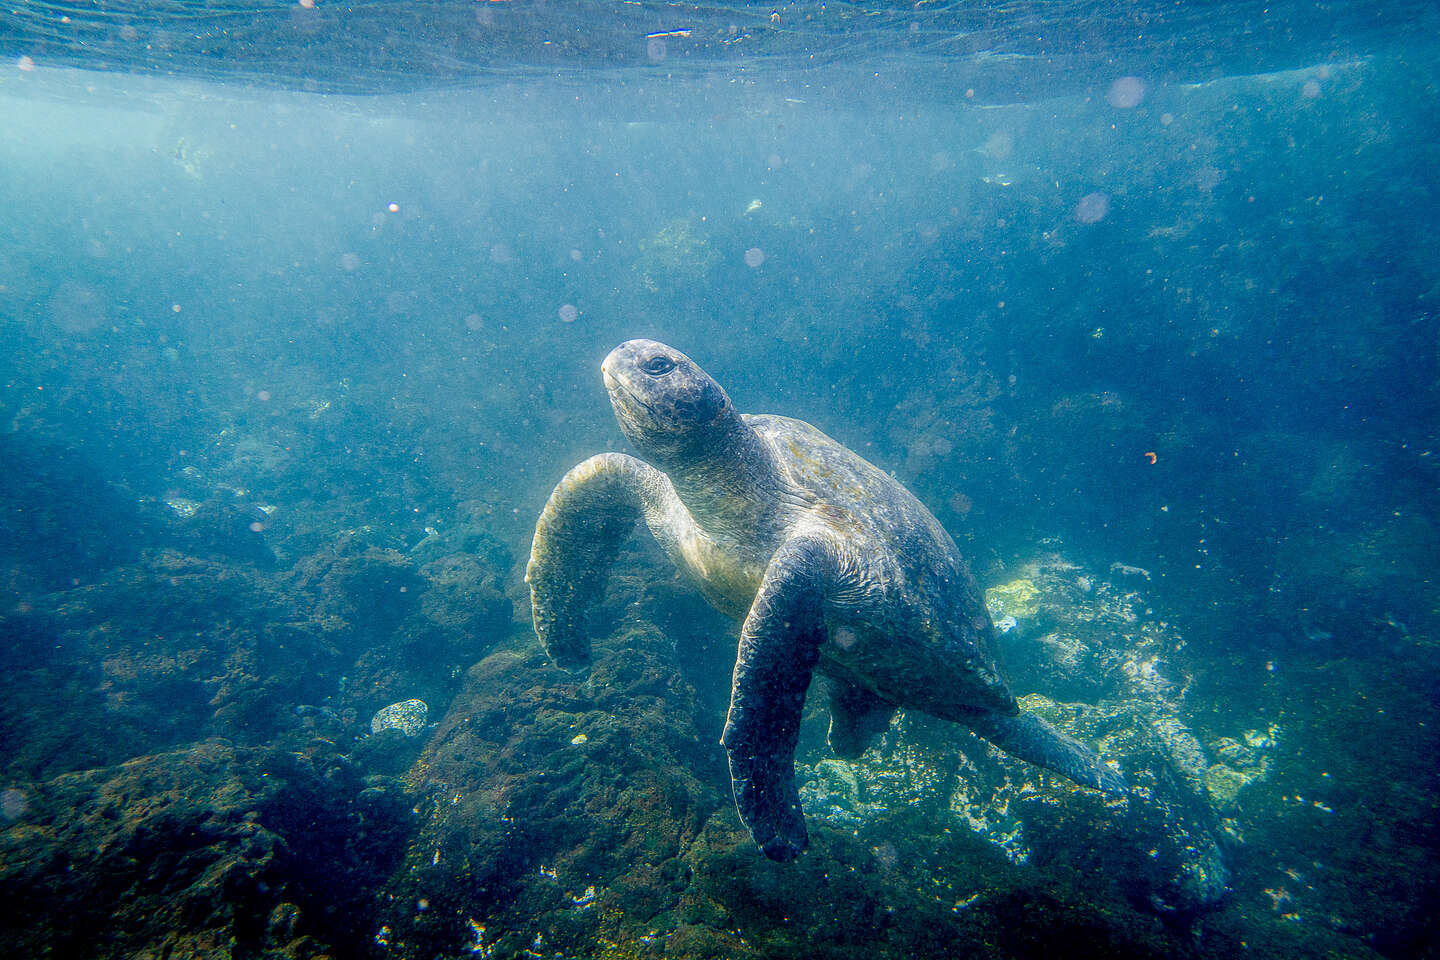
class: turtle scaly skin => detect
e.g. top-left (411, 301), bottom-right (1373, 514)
top-left (527, 339), bottom-right (1125, 862)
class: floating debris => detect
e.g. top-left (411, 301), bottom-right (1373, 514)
top-left (370, 699), bottom-right (429, 736)
top-left (165, 497), bottom-right (201, 518)
top-left (1109, 562), bottom-right (1152, 580)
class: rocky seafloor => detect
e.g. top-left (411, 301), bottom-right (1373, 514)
top-left (2, 485), bottom-right (1435, 960)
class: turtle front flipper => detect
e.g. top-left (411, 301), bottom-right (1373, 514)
top-left (965, 711), bottom-right (1128, 794)
top-left (526, 452), bottom-right (680, 670)
top-left (723, 532), bottom-right (852, 862)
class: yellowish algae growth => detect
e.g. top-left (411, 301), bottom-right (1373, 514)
top-left (634, 218), bottom-right (718, 291)
top-left (986, 578), bottom-right (1040, 619)
top-left (813, 758), bottom-right (862, 804)
top-left (1203, 727), bottom-right (1276, 810)
top-left (1203, 763), bottom-right (1253, 809)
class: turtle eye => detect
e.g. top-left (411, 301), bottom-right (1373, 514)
top-left (641, 356), bottom-right (677, 376)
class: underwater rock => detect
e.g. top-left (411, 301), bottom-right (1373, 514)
top-left (154, 496), bottom-right (279, 567)
top-left (406, 503), bottom-right (513, 571)
top-left (1015, 694), bottom-right (1232, 913)
top-left (800, 549), bottom-right (1260, 915)
top-left (376, 624), bottom-right (725, 959)
top-left (0, 434), bottom-right (149, 591)
top-left (801, 688), bottom-right (1230, 916)
top-left (371, 699), bottom-right (429, 736)
top-left (288, 538), bottom-right (446, 712)
top-left (1203, 762), bottom-right (1252, 811)
top-left (416, 551), bottom-right (512, 641)
top-left (0, 520), bottom-right (511, 787)
top-left (289, 537), bottom-right (427, 646)
top-left (1202, 731), bottom-right (1274, 811)
top-left (0, 739), bottom-right (412, 959)
top-left (0, 551), bottom-right (340, 780)
top-left (380, 619), bottom-right (1196, 960)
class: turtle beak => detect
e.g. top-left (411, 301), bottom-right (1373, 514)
top-left (601, 344), bottom-right (634, 396)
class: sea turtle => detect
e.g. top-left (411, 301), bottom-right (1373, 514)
top-left (527, 339), bottom-right (1126, 862)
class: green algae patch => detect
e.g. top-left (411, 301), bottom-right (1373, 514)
top-left (986, 578), bottom-right (1041, 620)
top-left (1204, 763), bottom-right (1253, 810)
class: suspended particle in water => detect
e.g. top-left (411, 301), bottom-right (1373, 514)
top-left (1, 788), bottom-right (28, 821)
top-left (1074, 192), bottom-right (1110, 224)
top-left (1106, 76), bottom-right (1146, 109)
top-left (1301, 79), bottom-right (1321, 100)
top-left (387, 202), bottom-right (400, 213)
top-left (978, 131), bottom-right (1013, 161)
top-left (569, 248), bottom-right (583, 262)
top-left (744, 247), bottom-right (765, 268)
top-left (47, 279), bottom-right (108, 334)
top-left (558, 303), bottom-right (579, 323)
top-left (17, 56), bottom-right (36, 72)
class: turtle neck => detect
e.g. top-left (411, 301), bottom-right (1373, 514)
top-left (659, 408), bottom-right (791, 545)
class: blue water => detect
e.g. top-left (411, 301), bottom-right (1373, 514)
top-left (1, 3), bottom-right (1437, 958)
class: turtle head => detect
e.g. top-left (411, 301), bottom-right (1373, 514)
top-left (602, 340), bottom-right (735, 460)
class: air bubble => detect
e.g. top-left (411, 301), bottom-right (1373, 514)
top-left (1074, 192), bottom-right (1110, 224)
top-left (1106, 77), bottom-right (1146, 109)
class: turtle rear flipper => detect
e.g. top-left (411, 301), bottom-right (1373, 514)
top-left (825, 679), bottom-right (896, 759)
top-left (526, 452), bottom-right (681, 669)
top-left (723, 532), bottom-right (853, 861)
top-left (966, 711), bottom-right (1128, 794)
